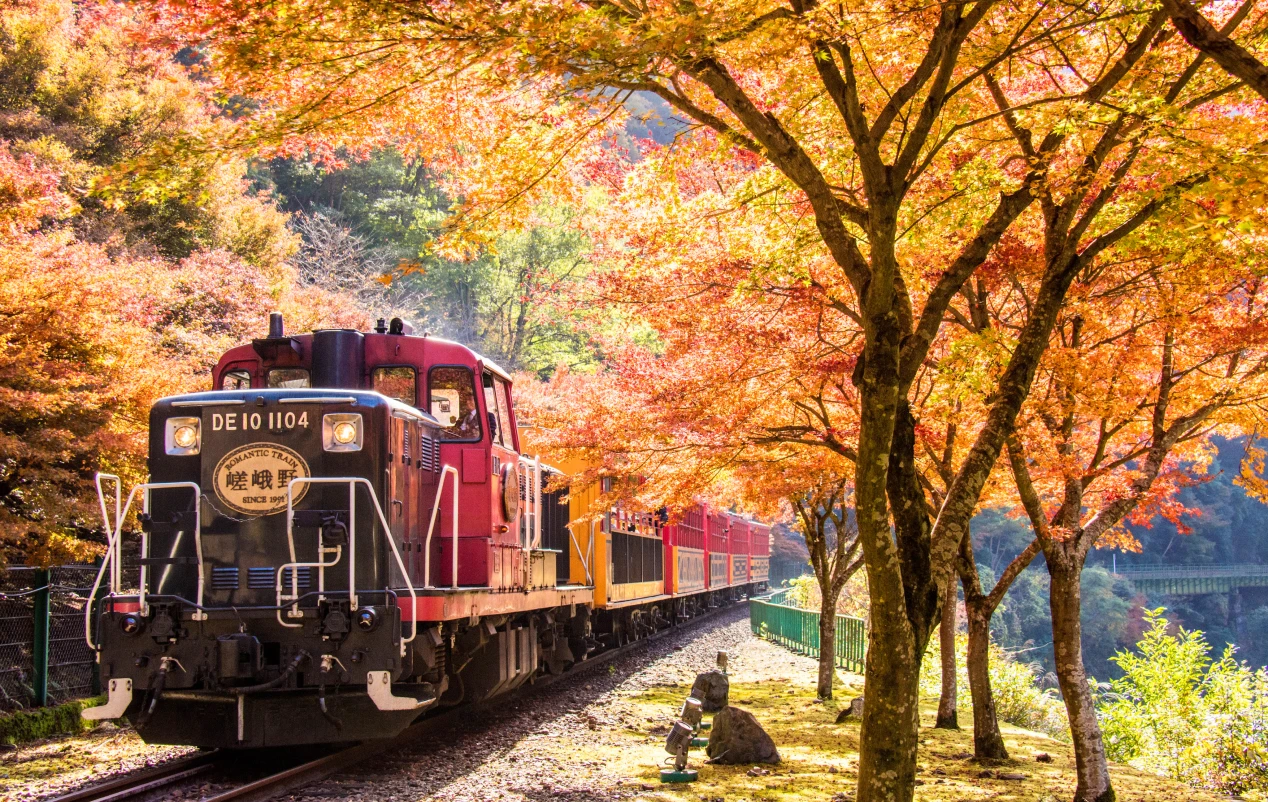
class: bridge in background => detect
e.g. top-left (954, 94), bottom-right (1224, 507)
top-left (1113, 564), bottom-right (1268, 595)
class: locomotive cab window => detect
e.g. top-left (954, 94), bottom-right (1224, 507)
top-left (221, 367), bottom-right (252, 390)
top-left (429, 366), bottom-right (481, 441)
top-left (482, 372), bottom-right (514, 448)
top-left (268, 368), bottom-right (310, 388)
top-left (373, 366), bottom-right (416, 405)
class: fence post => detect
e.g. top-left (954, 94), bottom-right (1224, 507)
top-left (33, 568), bottom-right (50, 707)
top-left (90, 559), bottom-right (104, 696)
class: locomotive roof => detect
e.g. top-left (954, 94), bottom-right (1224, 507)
top-left (410, 331), bottom-right (512, 382)
top-left (218, 328), bottom-right (514, 384)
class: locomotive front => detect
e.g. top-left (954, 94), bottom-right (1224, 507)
top-left (84, 325), bottom-right (443, 748)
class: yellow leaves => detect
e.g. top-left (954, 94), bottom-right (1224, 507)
top-left (1234, 438), bottom-right (1268, 504)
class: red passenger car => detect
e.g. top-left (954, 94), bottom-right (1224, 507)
top-left (749, 522), bottom-right (771, 584)
top-left (666, 504), bottom-right (707, 595)
top-left (706, 508), bottom-right (731, 589)
top-left (727, 515), bottom-right (751, 585)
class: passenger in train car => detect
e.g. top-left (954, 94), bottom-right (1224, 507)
top-left (429, 366), bottom-right (482, 437)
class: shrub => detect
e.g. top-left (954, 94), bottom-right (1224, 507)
top-left (987, 650), bottom-right (1068, 740)
top-left (1100, 608), bottom-right (1268, 797)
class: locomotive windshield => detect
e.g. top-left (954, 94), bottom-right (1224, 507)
top-left (429, 365), bottom-right (481, 440)
top-left (221, 367), bottom-right (251, 390)
top-left (373, 366), bottom-right (416, 404)
top-left (268, 367), bottom-right (310, 388)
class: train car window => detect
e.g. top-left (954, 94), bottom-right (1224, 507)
top-left (429, 366), bottom-right (482, 441)
top-left (373, 366), bottom-right (416, 405)
top-left (495, 377), bottom-right (514, 450)
top-left (482, 373), bottom-right (515, 448)
top-left (268, 368), bottom-right (310, 388)
top-left (221, 368), bottom-right (252, 390)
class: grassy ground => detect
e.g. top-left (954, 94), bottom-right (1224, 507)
top-left (599, 645), bottom-right (1223, 802)
top-left (0, 696), bottom-right (105, 746)
top-left (0, 723), bottom-right (194, 801)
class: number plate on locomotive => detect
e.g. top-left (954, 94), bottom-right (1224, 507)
top-left (212, 442), bottom-right (312, 516)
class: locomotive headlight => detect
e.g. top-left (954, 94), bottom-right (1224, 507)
top-left (119, 614), bottom-right (142, 636)
top-left (333, 422), bottom-right (357, 444)
top-left (323, 413), bottom-right (363, 452)
top-left (164, 416), bottom-right (201, 455)
top-left (173, 425), bottom-right (198, 449)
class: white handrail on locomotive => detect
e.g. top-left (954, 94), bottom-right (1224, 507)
top-left (277, 476), bottom-right (420, 653)
top-left (85, 477), bottom-right (206, 651)
top-left (421, 464), bottom-right (461, 591)
top-left (97, 473), bottom-right (122, 594)
top-left (86, 473), bottom-right (122, 651)
top-left (516, 454), bottom-right (543, 588)
top-left (278, 494), bottom-right (345, 616)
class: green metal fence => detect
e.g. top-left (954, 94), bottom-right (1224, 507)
top-left (750, 592), bottom-right (867, 674)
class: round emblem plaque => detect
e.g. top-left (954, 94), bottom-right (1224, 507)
top-left (212, 442), bottom-right (311, 516)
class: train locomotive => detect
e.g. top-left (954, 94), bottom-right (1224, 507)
top-left (83, 314), bottom-right (769, 749)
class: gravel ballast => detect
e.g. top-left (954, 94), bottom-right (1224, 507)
top-left (284, 604), bottom-right (761, 802)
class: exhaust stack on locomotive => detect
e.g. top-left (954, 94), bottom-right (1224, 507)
top-left (83, 315), bottom-right (767, 749)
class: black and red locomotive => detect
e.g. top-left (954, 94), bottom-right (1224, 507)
top-left (84, 314), bottom-right (768, 748)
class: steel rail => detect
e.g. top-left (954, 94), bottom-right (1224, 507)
top-left (46, 751), bottom-right (222, 802)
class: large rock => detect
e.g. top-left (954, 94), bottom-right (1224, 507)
top-left (706, 706), bottom-right (780, 765)
top-left (690, 671), bottom-right (729, 712)
top-left (834, 696), bottom-right (865, 723)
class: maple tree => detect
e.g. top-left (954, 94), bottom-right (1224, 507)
top-left (147, 0), bottom-right (1268, 798)
top-left (727, 454), bottom-right (863, 700)
top-left (904, 166), bottom-right (1268, 774)
top-left (1000, 219), bottom-right (1268, 795)
top-left (788, 475), bottom-right (864, 701)
top-left (0, 0), bottom-right (364, 566)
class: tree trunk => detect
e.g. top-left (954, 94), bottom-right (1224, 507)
top-left (853, 271), bottom-right (924, 802)
top-left (1049, 556), bottom-right (1115, 802)
top-left (965, 599), bottom-right (1009, 759)
top-left (935, 574), bottom-right (958, 729)
top-left (818, 596), bottom-right (837, 699)
top-left (857, 621), bottom-right (921, 802)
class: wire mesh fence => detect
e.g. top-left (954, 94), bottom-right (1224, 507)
top-left (0, 565), bottom-right (101, 713)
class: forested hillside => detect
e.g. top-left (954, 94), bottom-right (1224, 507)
top-left (0, 0), bottom-right (363, 565)
top-left (251, 153), bottom-right (601, 375)
top-left (975, 436), bottom-right (1268, 678)
top-left (0, 0), bottom-right (599, 565)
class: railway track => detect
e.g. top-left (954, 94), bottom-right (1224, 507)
top-left (46, 751), bottom-right (223, 802)
top-left (47, 600), bottom-right (743, 802)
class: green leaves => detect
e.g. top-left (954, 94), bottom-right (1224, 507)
top-left (1100, 608), bottom-right (1268, 795)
